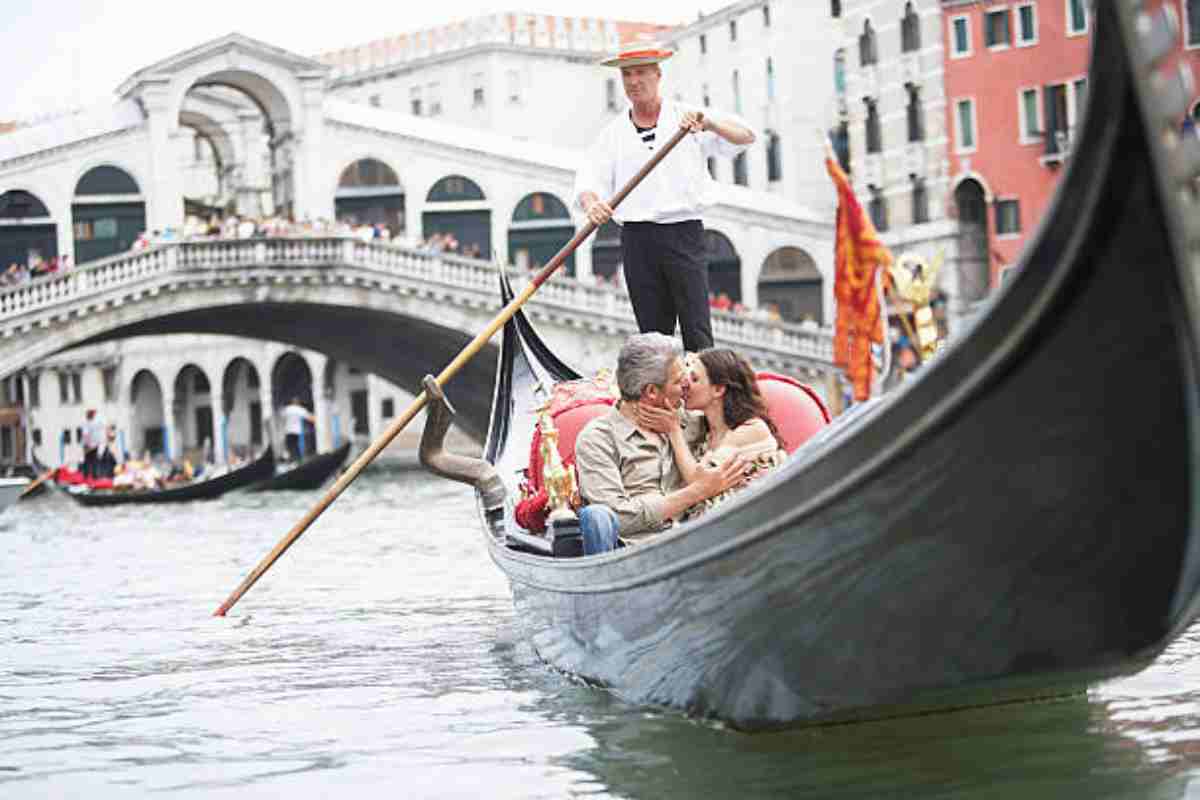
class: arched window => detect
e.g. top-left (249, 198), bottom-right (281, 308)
top-left (906, 84), bottom-right (925, 142)
top-left (0, 190), bottom-right (51, 220)
top-left (512, 192), bottom-right (569, 222)
top-left (831, 0), bottom-right (842, 19)
top-left (338, 158), bottom-right (400, 189)
top-left (427, 175), bottom-right (485, 202)
top-left (901, 3), bottom-right (921, 53)
top-left (868, 185), bottom-right (888, 232)
top-left (865, 98), bottom-right (882, 154)
top-left (911, 176), bottom-right (929, 224)
top-left (76, 165), bottom-right (140, 196)
top-left (733, 152), bottom-right (749, 186)
top-left (859, 20), bottom-right (877, 67)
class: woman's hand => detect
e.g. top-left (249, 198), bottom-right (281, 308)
top-left (635, 403), bottom-right (681, 435)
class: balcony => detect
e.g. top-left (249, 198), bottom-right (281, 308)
top-left (1039, 127), bottom-right (1073, 167)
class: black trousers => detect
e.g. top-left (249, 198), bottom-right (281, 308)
top-left (82, 447), bottom-right (98, 478)
top-left (620, 220), bottom-right (713, 352)
top-left (285, 433), bottom-right (302, 461)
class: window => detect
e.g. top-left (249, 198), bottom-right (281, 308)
top-left (733, 69), bottom-right (742, 114)
top-left (410, 86), bottom-right (422, 116)
top-left (700, 33), bottom-right (707, 55)
top-left (32, 428), bottom-right (41, 448)
top-left (1189, 0), bottom-right (1200, 47)
top-left (860, 20), bottom-right (878, 66)
top-left (73, 221), bottom-right (93, 241)
top-left (985, 9), bottom-right (1011, 49)
top-left (702, 83), bottom-right (711, 107)
top-left (1020, 88), bottom-right (1042, 142)
top-left (733, 153), bottom-right (749, 186)
top-left (1017, 4), bottom-right (1038, 46)
top-left (834, 49), bottom-right (846, 95)
top-left (71, 373), bottom-right (82, 404)
top-left (102, 366), bottom-right (116, 403)
top-left (1067, 0), bottom-right (1088, 35)
top-left (763, 4), bottom-right (771, 28)
top-left (427, 82), bottom-right (442, 116)
top-left (605, 78), bottom-right (619, 111)
top-left (507, 69), bottom-right (521, 104)
top-left (865, 98), bottom-right (882, 154)
top-left (472, 73), bottom-right (485, 108)
top-left (831, 0), bottom-right (841, 18)
top-left (951, 16), bottom-right (971, 57)
top-left (906, 85), bottom-right (925, 142)
top-left (766, 58), bottom-right (776, 102)
top-left (956, 98), bottom-right (977, 152)
top-left (368, 94), bottom-right (382, 108)
top-left (382, 397), bottom-right (395, 418)
top-left (912, 177), bottom-right (929, 224)
top-left (730, 19), bottom-right (738, 42)
top-left (996, 199), bottom-right (1021, 235)
top-left (27, 374), bottom-right (39, 409)
top-left (901, 3), bottom-right (921, 53)
top-left (1043, 79), bottom-right (1086, 157)
top-left (61, 429), bottom-right (70, 446)
top-left (58, 373), bottom-right (69, 404)
top-left (75, 427), bottom-right (82, 443)
top-left (868, 186), bottom-right (888, 231)
top-left (767, 131), bottom-right (782, 182)
top-left (707, 157), bottom-right (718, 179)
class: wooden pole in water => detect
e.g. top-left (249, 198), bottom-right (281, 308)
top-left (213, 125), bottom-right (694, 617)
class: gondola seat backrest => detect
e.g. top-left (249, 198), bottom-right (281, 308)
top-left (755, 372), bottom-right (831, 454)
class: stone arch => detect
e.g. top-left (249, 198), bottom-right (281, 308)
top-left (71, 164), bottom-right (147, 264)
top-left (129, 369), bottom-right (166, 457)
top-left (173, 363), bottom-right (214, 458)
top-left (178, 109), bottom-right (239, 183)
top-left (221, 356), bottom-right (263, 459)
top-left (0, 188), bottom-right (58, 272)
top-left (423, 174), bottom-right (491, 259)
top-left (335, 156), bottom-right (405, 235)
top-left (758, 247), bottom-right (823, 324)
top-left (705, 229), bottom-right (742, 304)
top-left (953, 177), bottom-right (990, 302)
top-left (508, 191), bottom-right (574, 276)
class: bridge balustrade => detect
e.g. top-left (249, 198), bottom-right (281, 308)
top-left (0, 238), bottom-right (835, 371)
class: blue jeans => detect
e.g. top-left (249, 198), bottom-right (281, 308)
top-left (579, 505), bottom-right (620, 555)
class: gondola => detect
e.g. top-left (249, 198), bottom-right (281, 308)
top-left (420, 4), bottom-right (1200, 730)
top-left (245, 441), bottom-right (351, 492)
top-left (61, 447), bottom-right (275, 507)
top-left (0, 476), bottom-right (30, 512)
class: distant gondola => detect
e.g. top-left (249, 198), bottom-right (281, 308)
top-left (423, 4), bottom-right (1200, 730)
top-left (61, 447), bottom-right (275, 507)
top-left (246, 441), bottom-right (351, 492)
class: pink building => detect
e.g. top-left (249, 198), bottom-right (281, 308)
top-left (942, 0), bottom-right (1200, 287)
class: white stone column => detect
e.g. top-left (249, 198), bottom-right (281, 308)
top-left (141, 79), bottom-right (186, 234)
top-left (304, 351), bottom-right (330, 453)
top-left (258, 358), bottom-right (277, 456)
top-left (162, 384), bottom-right (176, 461)
top-left (211, 384), bottom-right (226, 464)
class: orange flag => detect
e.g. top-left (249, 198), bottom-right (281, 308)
top-left (825, 156), bottom-right (893, 402)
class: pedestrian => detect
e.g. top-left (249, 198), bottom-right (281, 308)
top-left (574, 42), bottom-right (756, 352)
top-left (81, 408), bottom-right (104, 479)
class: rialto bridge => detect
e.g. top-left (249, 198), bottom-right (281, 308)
top-left (0, 32), bottom-right (841, 466)
top-left (0, 238), bottom-right (836, 460)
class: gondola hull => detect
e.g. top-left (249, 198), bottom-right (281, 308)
top-left (472, 4), bottom-right (1200, 730)
top-left (246, 442), bottom-right (351, 492)
top-left (65, 447), bottom-right (275, 506)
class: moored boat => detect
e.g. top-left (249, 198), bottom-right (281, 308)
top-left (427, 3), bottom-right (1200, 730)
top-left (0, 476), bottom-right (30, 512)
top-left (246, 442), bottom-right (352, 492)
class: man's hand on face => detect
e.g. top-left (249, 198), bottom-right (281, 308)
top-left (634, 402), bottom-right (680, 435)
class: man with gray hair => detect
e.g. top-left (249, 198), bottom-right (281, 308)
top-left (573, 332), bottom-right (747, 554)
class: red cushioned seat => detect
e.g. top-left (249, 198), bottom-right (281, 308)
top-left (755, 372), bottom-right (831, 454)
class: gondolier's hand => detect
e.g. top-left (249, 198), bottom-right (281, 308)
top-left (681, 111), bottom-right (707, 134)
top-left (580, 191), bottom-right (613, 227)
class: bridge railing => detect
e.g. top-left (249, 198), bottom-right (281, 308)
top-left (0, 237), bottom-right (834, 363)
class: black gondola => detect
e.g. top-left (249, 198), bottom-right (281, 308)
top-left (424, 4), bottom-right (1200, 730)
top-left (246, 442), bottom-right (351, 492)
top-left (62, 447), bottom-right (275, 507)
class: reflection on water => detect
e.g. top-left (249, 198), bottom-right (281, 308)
top-left (1, 470), bottom-right (1199, 798)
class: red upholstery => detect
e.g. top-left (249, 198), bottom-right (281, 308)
top-left (755, 372), bottom-right (831, 454)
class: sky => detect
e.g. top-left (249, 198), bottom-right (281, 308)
top-left (1, 0), bottom-right (733, 121)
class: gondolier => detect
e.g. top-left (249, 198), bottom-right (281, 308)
top-left (575, 43), bottom-right (757, 352)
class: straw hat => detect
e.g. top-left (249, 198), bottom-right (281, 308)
top-left (599, 43), bottom-right (674, 68)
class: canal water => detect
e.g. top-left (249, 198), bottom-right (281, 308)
top-left (3, 469), bottom-right (1200, 798)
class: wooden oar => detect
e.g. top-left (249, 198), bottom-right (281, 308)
top-left (19, 469), bottom-right (54, 499)
top-left (213, 124), bottom-right (694, 616)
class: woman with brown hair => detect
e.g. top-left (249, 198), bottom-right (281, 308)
top-left (636, 348), bottom-right (786, 518)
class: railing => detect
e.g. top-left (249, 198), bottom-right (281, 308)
top-left (0, 237), bottom-right (834, 364)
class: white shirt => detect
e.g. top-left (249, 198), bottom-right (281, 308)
top-left (573, 100), bottom-right (754, 225)
top-left (283, 404), bottom-right (309, 435)
top-left (82, 419), bottom-right (105, 450)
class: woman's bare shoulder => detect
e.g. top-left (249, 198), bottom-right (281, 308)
top-left (726, 418), bottom-right (772, 446)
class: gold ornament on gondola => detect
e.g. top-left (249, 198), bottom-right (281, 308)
top-left (537, 408), bottom-right (578, 525)
top-left (889, 250), bottom-right (945, 361)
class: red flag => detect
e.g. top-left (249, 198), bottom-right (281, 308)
top-left (826, 157), bottom-right (893, 402)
